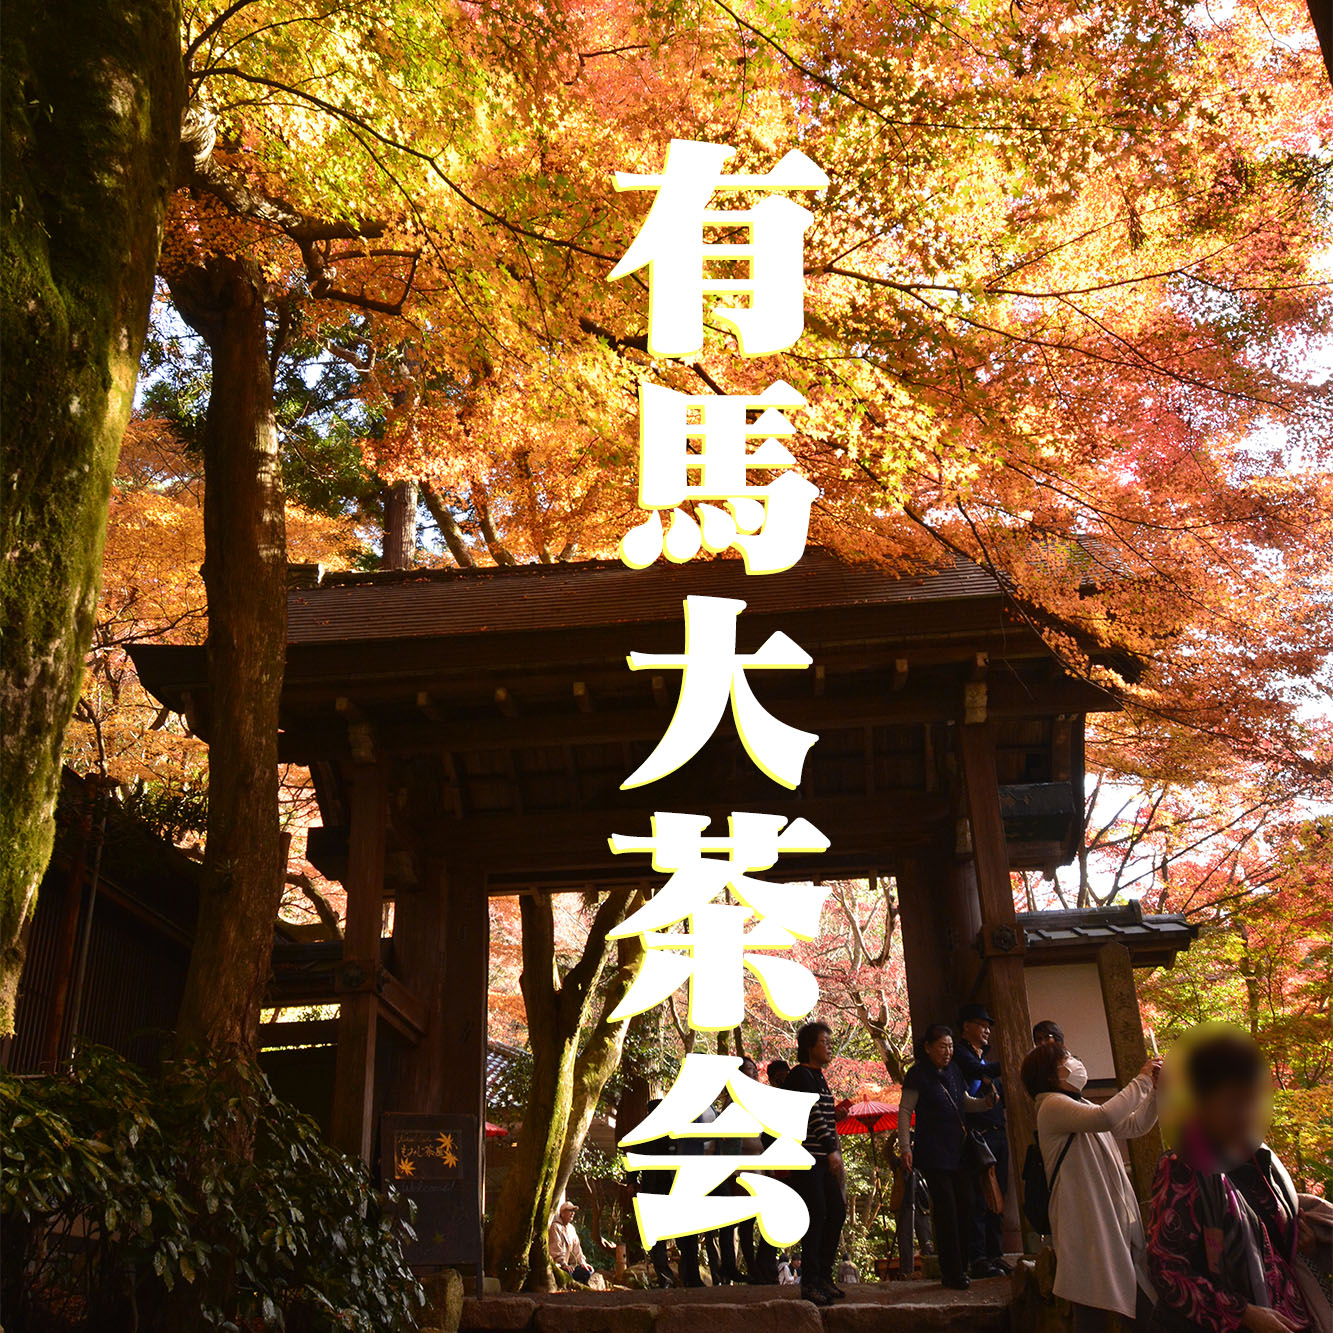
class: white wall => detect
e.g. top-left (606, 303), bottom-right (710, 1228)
top-left (1024, 963), bottom-right (1117, 1082)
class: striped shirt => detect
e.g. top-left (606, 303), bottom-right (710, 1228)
top-left (785, 1064), bottom-right (839, 1157)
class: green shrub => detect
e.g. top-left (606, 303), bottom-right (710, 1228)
top-left (1, 1045), bottom-right (424, 1331)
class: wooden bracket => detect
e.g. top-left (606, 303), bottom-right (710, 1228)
top-left (976, 921), bottom-right (1026, 958)
top-left (333, 957), bottom-right (426, 1043)
top-left (963, 681), bottom-right (988, 725)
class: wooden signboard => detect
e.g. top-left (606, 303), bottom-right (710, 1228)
top-left (380, 1112), bottom-right (483, 1278)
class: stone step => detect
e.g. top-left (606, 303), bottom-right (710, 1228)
top-left (456, 1283), bottom-right (1015, 1333)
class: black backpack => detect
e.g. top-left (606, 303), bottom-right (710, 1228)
top-left (1021, 1130), bottom-right (1074, 1235)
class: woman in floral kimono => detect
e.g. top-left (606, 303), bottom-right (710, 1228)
top-left (1146, 1031), bottom-right (1311, 1333)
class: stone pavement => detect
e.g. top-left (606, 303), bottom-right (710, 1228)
top-left (457, 1273), bottom-right (1019, 1332)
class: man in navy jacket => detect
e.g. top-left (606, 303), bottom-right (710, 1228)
top-left (952, 1002), bottom-right (1011, 1278)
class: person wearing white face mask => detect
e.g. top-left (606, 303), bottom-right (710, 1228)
top-left (1020, 1041), bottom-right (1164, 1332)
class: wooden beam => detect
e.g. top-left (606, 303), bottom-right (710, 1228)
top-left (441, 751), bottom-right (465, 818)
top-left (441, 861), bottom-right (490, 1268)
top-left (38, 808), bottom-right (95, 1069)
top-left (895, 854), bottom-right (956, 1048)
top-left (1052, 715), bottom-right (1072, 783)
top-left (958, 722), bottom-right (1037, 1237)
top-left (336, 696), bottom-right (375, 763)
top-left (279, 676), bottom-right (1113, 764)
top-left (431, 793), bottom-right (950, 876)
top-left (331, 763), bottom-right (387, 1162)
top-left (259, 1018), bottom-right (339, 1048)
top-left (963, 681), bottom-right (987, 725)
top-left (1097, 942), bottom-right (1163, 1200)
top-left (334, 961), bottom-right (426, 1043)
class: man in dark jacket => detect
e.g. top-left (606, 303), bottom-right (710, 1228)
top-left (631, 1097), bottom-right (678, 1287)
top-left (953, 1002), bottom-right (1011, 1279)
top-left (673, 1105), bottom-right (720, 1287)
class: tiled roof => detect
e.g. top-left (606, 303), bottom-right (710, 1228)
top-left (1018, 903), bottom-right (1198, 964)
top-left (486, 1039), bottom-right (530, 1111)
top-left (286, 549), bottom-right (1001, 646)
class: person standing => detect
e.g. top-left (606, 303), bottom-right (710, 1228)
top-left (716, 1056), bottom-right (761, 1283)
top-left (1033, 1019), bottom-right (1066, 1046)
top-left (889, 1125), bottom-right (933, 1278)
top-left (674, 1105), bottom-right (719, 1287)
top-left (1147, 1031), bottom-right (1312, 1333)
top-left (953, 1002), bottom-right (1011, 1279)
top-left (899, 1024), bottom-right (997, 1291)
top-left (1021, 1040), bottom-right (1161, 1332)
top-left (630, 1097), bottom-right (677, 1287)
top-left (750, 1059), bottom-right (791, 1285)
top-left (784, 1021), bottom-right (848, 1307)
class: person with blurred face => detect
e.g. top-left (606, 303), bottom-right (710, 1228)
top-left (1146, 1030), bottom-right (1312, 1333)
top-left (898, 1024), bottom-right (997, 1291)
top-left (1021, 1040), bottom-right (1161, 1331)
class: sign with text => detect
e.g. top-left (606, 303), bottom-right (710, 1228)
top-left (380, 1112), bottom-right (482, 1269)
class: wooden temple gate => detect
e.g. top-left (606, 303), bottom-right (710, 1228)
top-left (133, 550), bottom-right (1122, 1257)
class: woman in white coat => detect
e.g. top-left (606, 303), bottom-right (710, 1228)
top-left (1020, 1041), bottom-right (1163, 1332)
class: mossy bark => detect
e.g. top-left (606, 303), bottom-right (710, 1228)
top-left (485, 888), bottom-right (634, 1290)
top-left (552, 926), bottom-right (643, 1207)
top-left (0, 0), bottom-right (184, 1031)
top-left (168, 258), bottom-right (288, 1057)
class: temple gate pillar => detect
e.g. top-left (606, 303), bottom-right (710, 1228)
top-left (1097, 941), bottom-right (1164, 1199)
top-left (331, 762), bottom-right (388, 1161)
top-left (896, 849), bottom-right (962, 1049)
top-left (958, 722), bottom-right (1037, 1238)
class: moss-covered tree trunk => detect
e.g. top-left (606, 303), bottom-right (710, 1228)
top-left (0, 0), bottom-right (184, 1031)
top-left (552, 924), bottom-right (643, 1208)
top-left (168, 258), bottom-right (287, 1056)
top-left (485, 887), bottom-right (635, 1290)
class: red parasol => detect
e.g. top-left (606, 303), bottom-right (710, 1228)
top-left (835, 1099), bottom-right (899, 1136)
top-left (834, 1099), bottom-right (901, 1251)
top-left (485, 1122), bottom-right (510, 1138)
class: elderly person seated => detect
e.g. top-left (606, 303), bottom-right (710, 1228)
top-left (548, 1199), bottom-right (593, 1284)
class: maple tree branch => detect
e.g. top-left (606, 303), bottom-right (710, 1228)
top-left (819, 259), bottom-right (1326, 303)
top-left (183, 0), bottom-right (266, 65)
top-left (191, 66), bottom-right (620, 262)
top-left (469, 476), bottom-right (519, 566)
top-left (420, 483), bottom-right (478, 568)
top-left (577, 315), bottom-right (646, 353)
top-left (286, 869), bottom-right (343, 940)
top-left (712, 0), bottom-right (1079, 134)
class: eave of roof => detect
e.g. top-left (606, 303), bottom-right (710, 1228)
top-left (283, 549), bottom-right (1003, 647)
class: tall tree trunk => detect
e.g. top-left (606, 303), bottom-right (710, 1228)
top-left (383, 479), bottom-right (418, 569)
top-left (553, 921), bottom-right (644, 1206)
top-left (168, 258), bottom-right (287, 1056)
top-left (0, 0), bottom-right (184, 1032)
top-left (485, 887), bottom-right (633, 1290)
